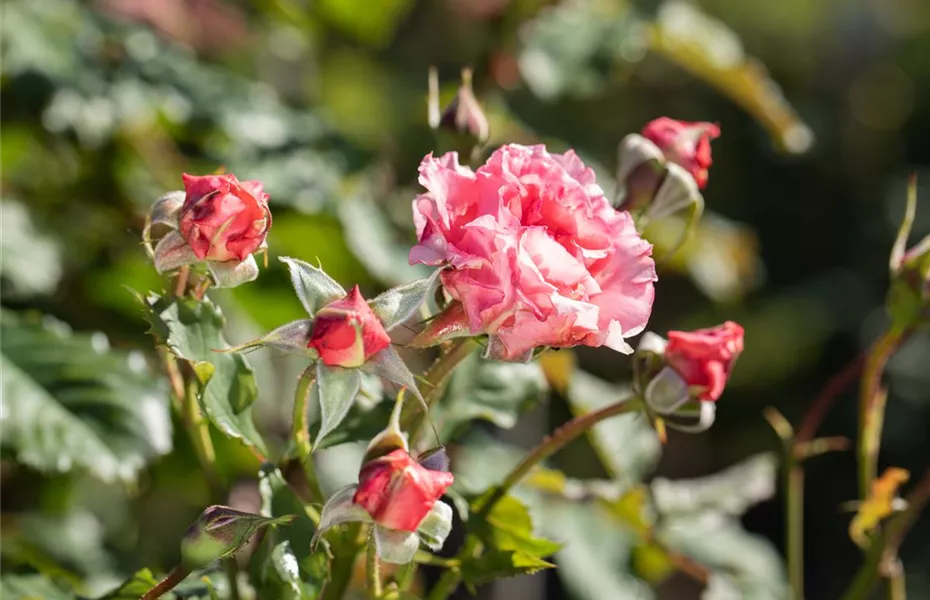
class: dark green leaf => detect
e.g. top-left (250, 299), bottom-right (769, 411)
top-left (145, 295), bottom-right (267, 456)
top-left (0, 574), bottom-right (75, 600)
top-left (0, 311), bottom-right (171, 483)
top-left (469, 494), bottom-right (561, 558)
top-left (434, 352), bottom-right (548, 440)
top-left (460, 549), bottom-right (555, 591)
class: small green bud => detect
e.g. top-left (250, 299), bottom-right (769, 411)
top-left (180, 505), bottom-right (293, 569)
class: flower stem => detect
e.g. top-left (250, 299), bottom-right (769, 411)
top-left (427, 568), bottom-right (464, 600)
top-left (477, 396), bottom-right (642, 514)
top-left (294, 365), bottom-right (325, 510)
top-left (183, 380), bottom-right (223, 500)
top-left (320, 523), bottom-right (366, 600)
top-left (366, 527), bottom-right (383, 599)
top-left (786, 458), bottom-right (805, 600)
top-left (858, 328), bottom-right (907, 499)
top-left (224, 558), bottom-right (241, 600)
top-left (403, 338), bottom-right (478, 437)
top-left (140, 565), bottom-right (191, 600)
top-left (394, 561), bottom-right (418, 590)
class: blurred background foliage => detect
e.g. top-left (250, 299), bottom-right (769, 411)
top-left (2, 0), bottom-right (930, 598)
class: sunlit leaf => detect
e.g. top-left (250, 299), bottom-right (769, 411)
top-left (648, 0), bottom-right (813, 154)
top-left (96, 569), bottom-right (160, 600)
top-left (280, 257), bottom-right (346, 318)
top-left (0, 199), bottom-right (62, 296)
top-left (145, 295), bottom-right (267, 456)
top-left (0, 311), bottom-right (171, 483)
top-left (849, 467), bottom-right (910, 548)
top-left (460, 549), bottom-right (555, 591)
top-left (314, 363), bottom-right (363, 448)
top-left (0, 574), bottom-right (75, 600)
top-left (181, 505), bottom-right (294, 569)
top-left (470, 493), bottom-right (561, 558)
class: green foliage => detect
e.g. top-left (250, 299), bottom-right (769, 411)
top-left (144, 294), bottom-right (267, 456)
top-left (0, 311), bottom-right (171, 483)
top-left (0, 199), bottom-right (62, 296)
top-left (96, 569), bottom-right (160, 599)
top-left (470, 494), bottom-right (562, 557)
top-left (0, 574), bottom-right (75, 600)
top-left (434, 352), bottom-right (549, 440)
top-left (460, 549), bottom-right (554, 591)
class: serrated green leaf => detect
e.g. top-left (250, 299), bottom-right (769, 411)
top-left (145, 295), bottom-right (268, 456)
top-left (96, 568), bottom-right (160, 599)
top-left (460, 549), bottom-right (555, 591)
top-left (0, 574), bottom-right (75, 600)
top-left (470, 494), bottom-right (561, 557)
top-left (434, 352), bottom-right (548, 440)
top-left (314, 363), bottom-right (362, 448)
top-left (0, 311), bottom-right (171, 483)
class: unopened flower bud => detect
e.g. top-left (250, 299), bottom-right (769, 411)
top-left (308, 286), bottom-right (392, 368)
top-left (180, 505), bottom-right (292, 569)
top-left (887, 176), bottom-right (930, 329)
top-left (641, 117), bottom-right (720, 189)
top-left (354, 449), bottom-right (454, 533)
top-left (430, 67), bottom-right (489, 156)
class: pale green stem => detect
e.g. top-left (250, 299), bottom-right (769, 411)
top-left (294, 365), bottom-right (325, 510)
top-left (224, 558), bottom-right (241, 600)
top-left (403, 338), bottom-right (478, 439)
top-left (366, 527), bottom-right (383, 599)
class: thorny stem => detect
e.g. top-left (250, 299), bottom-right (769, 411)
top-left (795, 353), bottom-right (865, 444)
top-left (293, 365), bottom-right (325, 511)
top-left (858, 328), bottom-right (908, 499)
top-left (477, 396), bottom-right (642, 515)
top-left (367, 527), bottom-right (383, 599)
top-left (320, 524), bottom-right (365, 600)
top-left (840, 470), bottom-right (930, 600)
top-left (140, 565), bottom-right (191, 600)
top-left (175, 265), bottom-right (191, 297)
top-left (394, 560), bottom-right (418, 590)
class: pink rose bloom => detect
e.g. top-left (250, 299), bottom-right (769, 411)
top-left (178, 173), bottom-right (271, 262)
top-left (641, 118), bottom-right (720, 189)
top-left (409, 144), bottom-right (656, 360)
top-left (665, 321), bottom-right (744, 401)
top-left (308, 286), bottom-right (392, 368)
top-left (354, 449), bottom-right (455, 532)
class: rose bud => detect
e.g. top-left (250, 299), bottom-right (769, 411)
top-left (641, 117), bottom-right (720, 189)
top-left (664, 321), bottom-right (744, 402)
top-left (437, 68), bottom-right (490, 147)
top-left (180, 505), bottom-right (293, 569)
top-left (353, 449), bottom-right (455, 533)
top-left (178, 173), bottom-right (271, 263)
top-left (307, 286), bottom-right (392, 368)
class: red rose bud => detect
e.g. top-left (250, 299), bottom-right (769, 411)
top-left (353, 449), bottom-right (454, 532)
top-left (308, 286), bottom-right (391, 368)
top-left (665, 321), bottom-right (744, 402)
top-left (641, 118), bottom-right (720, 189)
top-left (178, 173), bottom-right (271, 262)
